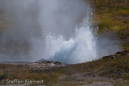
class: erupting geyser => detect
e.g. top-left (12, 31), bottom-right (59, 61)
top-left (0, 0), bottom-right (121, 64)
top-left (43, 17), bottom-right (97, 64)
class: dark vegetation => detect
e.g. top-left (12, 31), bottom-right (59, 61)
top-left (0, 0), bottom-right (129, 85)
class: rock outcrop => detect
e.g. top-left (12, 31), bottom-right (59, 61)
top-left (0, 60), bottom-right (68, 71)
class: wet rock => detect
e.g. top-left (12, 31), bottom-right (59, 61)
top-left (111, 55), bottom-right (115, 59)
top-left (102, 56), bottom-right (111, 59)
top-left (48, 63), bottom-right (55, 67)
top-left (93, 74), bottom-right (96, 77)
top-left (116, 50), bottom-right (129, 56)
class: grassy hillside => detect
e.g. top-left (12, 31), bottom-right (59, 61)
top-left (87, 0), bottom-right (129, 50)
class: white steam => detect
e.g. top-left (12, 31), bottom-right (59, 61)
top-left (0, 0), bottom-right (121, 64)
top-left (43, 17), bottom-right (98, 64)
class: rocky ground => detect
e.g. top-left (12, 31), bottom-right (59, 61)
top-left (0, 51), bottom-right (129, 86)
top-left (0, 60), bottom-right (67, 71)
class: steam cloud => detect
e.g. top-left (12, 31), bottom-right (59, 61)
top-left (0, 0), bottom-right (122, 63)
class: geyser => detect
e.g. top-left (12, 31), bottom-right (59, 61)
top-left (0, 0), bottom-right (121, 64)
top-left (43, 17), bottom-right (98, 64)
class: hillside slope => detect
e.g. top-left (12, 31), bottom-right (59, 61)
top-left (87, 0), bottom-right (129, 50)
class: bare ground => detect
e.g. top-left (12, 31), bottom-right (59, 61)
top-left (55, 72), bottom-right (129, 86)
